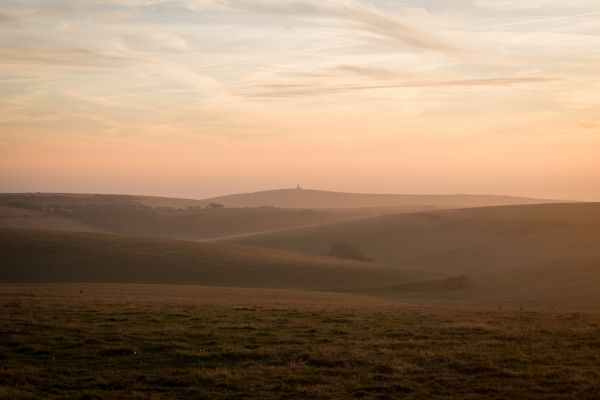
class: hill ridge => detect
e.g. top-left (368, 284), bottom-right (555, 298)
top-left (205, 188), bottom-right (564, 209)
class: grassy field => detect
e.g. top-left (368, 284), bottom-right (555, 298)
top-left (2, 284), bottom-right (600, 399)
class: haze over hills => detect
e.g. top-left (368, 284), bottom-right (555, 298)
top-left (0, 206), bottom-right (107, 234)
top-left (1, 189), bottom-right (562, 211)
top-left (0, 193), bottom-right (370, 239)
top-left (0, 190), bottom-right (561, 240)
top-left (205, 188), bottom-right (563, 209)
top-left (0, 193), bottom-right (210, 209)
top-left (0, 229), bottom-right (438, 291)
top-left (0, 204), bottom-right (354, 240)
top-left (221, 203), bottom-right (600, 309)
top-left (3, 191), bottom-right (599, 308)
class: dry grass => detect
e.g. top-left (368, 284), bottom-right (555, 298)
top-left (2, 284), bottom-right (600, 399)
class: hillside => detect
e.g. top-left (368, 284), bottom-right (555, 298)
top-left (0, 193), bottom-right (210, 209)
top-left (221, 203), bottom-right (600, 309)
top-left (206, 188), bottom-right (560, 209)
top-left (0, 196), bottom-right (364, 240)
top-left (0, 229), bottom-right (437, 290)
top-left (3, 190), bottom-right (556, 240)
top-left (0, 206), bottom-right (106, 233)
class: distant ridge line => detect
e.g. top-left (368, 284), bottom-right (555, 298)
top-left (204, 188), bottom-right (565, 209)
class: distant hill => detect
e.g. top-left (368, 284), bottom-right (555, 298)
top-left (3, 190), bottom-right (559, 240)
top-left (0, 229), bottom-right (437, 291)
top-left (205, 188), bottom-right (562, 209)
top-left (221, 203), bottom-right (600, 309)
top-left (0, 206), bottom-right (107, 233)
top-left (0, 193), bottom-right (210, 209)
top-left (0, 194), bottom-right (365, 240)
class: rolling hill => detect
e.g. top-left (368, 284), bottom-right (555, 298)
top-left (0, 196), bottom-right (364, 240)
top-left (205, 188), bottom-right (561, 209)
top-left (0, 206), bottom-right (106, 233)
top-left (0, 229), bottom-right (438, 291)
top-left (221, 203), bottom-right (600, 309)
top-left (2, 190), bottom-right (560, 240)
top-left (0, 193), bottom-right (210, 209)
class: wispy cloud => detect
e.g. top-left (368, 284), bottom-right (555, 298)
top-left (0, 3), bottom-right (83, 22)
top-left (184, 0), bottom-right (462, 53)
top-left (241, 77), bottom-right (561, 98)
top-left (0, 46), bottom-right (133, 68)
top-left (473, 0), bottom-right (597, 10)
top-left (486, 11), bottom-right (600, 29)
top-left (331, 65), bottom-right (402, 80)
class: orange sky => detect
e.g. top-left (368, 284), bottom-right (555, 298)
top-left (1, 0), bottom-right (599, 200)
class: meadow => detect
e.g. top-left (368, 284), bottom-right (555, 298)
top-left (2, 284), bottom-right (600, 399)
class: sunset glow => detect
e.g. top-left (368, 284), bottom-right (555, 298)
top-left (1, 0), bottom-right (599, 199)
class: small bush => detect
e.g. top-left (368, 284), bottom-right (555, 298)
top-left (328, 240), bottom-right (373, 262)
top-left (443, 275), bottom-right (468, 290)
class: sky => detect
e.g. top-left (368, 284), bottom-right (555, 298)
top-left (0, 0), bottom-right (599, 200)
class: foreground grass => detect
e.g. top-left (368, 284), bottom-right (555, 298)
top-left (1, 285), bottom-right (600, 399)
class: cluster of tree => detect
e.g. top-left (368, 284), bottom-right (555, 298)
top-left (327, 240), bottom-right (373, 262)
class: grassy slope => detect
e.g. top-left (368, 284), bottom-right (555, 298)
top-left (206, 188), bottom-right (560, 209)
top-left (222, 203), bottom-right (600, 309)
top-left (0, 206), bottom-right (106, 233)
top-left (0, 193), bottom-right (210, 209)
top-left (0, 190), bottom-right (561, 240)
top-left (0, 229), bottom-right (436, 290)
top-left (2, 284), bottom-right (600, 399)
top-left (0, 203), bottom-right (365, 241)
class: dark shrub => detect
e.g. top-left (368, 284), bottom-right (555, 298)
top-left (328, 240), bottom-right (373, 262)
top-left (443, 275), bottom-right (468, 290)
